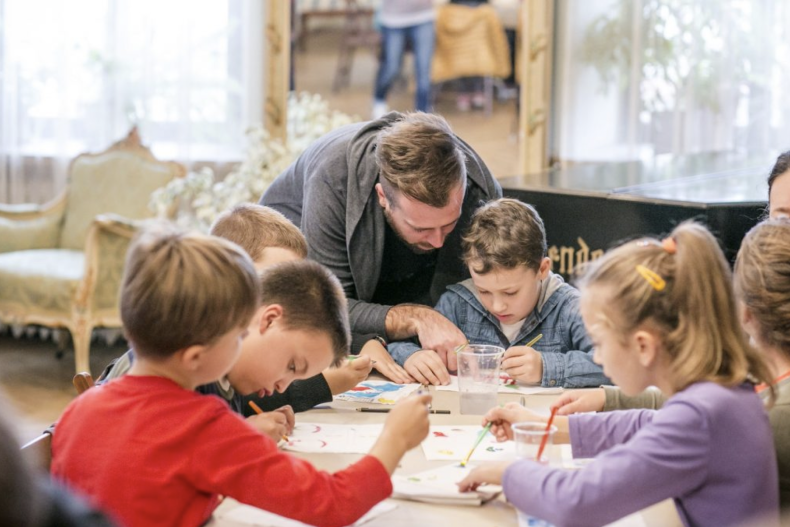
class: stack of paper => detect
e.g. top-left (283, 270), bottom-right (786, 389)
top-left (436, 375), bottom-right (563, 396)
top-left (391, 464), bottom-right (502, 506)
top-left (335, 380), bottom-right (422, 405)
top-left (218, 501), bottom-right (397, 527)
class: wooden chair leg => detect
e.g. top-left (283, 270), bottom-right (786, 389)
top-left (71, 321), bottom-right (93, 376)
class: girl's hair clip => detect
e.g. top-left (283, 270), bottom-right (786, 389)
top-left (636, 264), bottom-right (666, 291)
top-left (661, 237), bottom-right (677, 254)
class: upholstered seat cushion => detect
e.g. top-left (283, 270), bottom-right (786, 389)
top-left (0, 249), bottom-right (84, 316)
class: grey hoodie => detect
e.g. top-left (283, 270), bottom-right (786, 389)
top-left (261, 112), bottom-right (501, 335)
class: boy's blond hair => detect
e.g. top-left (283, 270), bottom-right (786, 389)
top-left (735, 218), bottom-right (790, 358)
top-left (210, 203), bottom-right (308, 262)
top-left (259, 260), bottom-right (350, 366)
top-left (576, 221), bottom-right (773, 395)
top-left (376, 112), bottom-right (467, 208)
top-left (121, 224), bottom-right (260, 360)
top-left (461, 198), bottom-right (547, 274)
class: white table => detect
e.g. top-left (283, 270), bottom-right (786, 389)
top-left (209, 385), bottom-right (682, 527)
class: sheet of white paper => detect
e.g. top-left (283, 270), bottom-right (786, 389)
top-left (220, 501), bottom-right (397, 527)
top-left (335, 380), bottom-right (422, 405)
top-left (421, 425), bottom-right (517, 461)
top-left (435, 375), bottom-right (564, 396)
top-left (392, 463), bottom-right (501, 506)
top-left (281, 423), bottom-right (383, 454)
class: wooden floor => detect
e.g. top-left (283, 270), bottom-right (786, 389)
top-left (3, 29), bottom-right (521, 445)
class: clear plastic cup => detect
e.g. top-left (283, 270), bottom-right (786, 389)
top-left (512, 421), bottom-right (558, 464)
top-left (513, 422), bottom-right (559, 527)
top-left (457, 344), bottom-right (504, 415)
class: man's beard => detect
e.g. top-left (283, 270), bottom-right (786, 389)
top-left (382, 207), bottom-right (438, 256)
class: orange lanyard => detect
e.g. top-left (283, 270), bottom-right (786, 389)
top-left (756, 369), bottom-right (790, 394)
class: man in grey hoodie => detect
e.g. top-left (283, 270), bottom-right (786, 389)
top-left (261, 112), bottom-right (501, 372)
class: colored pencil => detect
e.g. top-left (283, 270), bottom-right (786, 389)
top-left (535, 407), bottom-right (558, 462)
top-left (460, 421), bottom-right (493, 467)
top-left (525, 334), bottom-right (543, 348)
top-left (355, 407), bottom-right (450, 414)
top-left (248, 400), bottom-right (289, 442)
top-left (348, 355), bottom-right (376, 364)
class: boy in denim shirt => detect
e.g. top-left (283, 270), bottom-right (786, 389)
top-left (388, 198), bottom-right (608, 388)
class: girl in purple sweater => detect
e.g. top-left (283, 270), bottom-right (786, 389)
top-left (458, 221), bottom-right (779, 527)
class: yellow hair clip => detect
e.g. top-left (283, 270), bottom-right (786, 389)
top-left (636, 265), bottom-right (666, 291)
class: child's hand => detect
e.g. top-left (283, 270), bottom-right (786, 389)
top-left (359, 339), bottom-right (414, 384)
top-left (273, 405), bottom-right (295, 434)
top-left (324, 356), bottom-right (373, 395)
top-left (501, 345), bottom-right (543, 384)
top-left (383, 393), bottom-right (432, 450)
top-left (404, 349), bottom-right (451, 385)
top-left (247, 406), bottom-right (294, 441)
top-left (552, 388), bottom-right (606, 415)
top-left (457, 462), bottom-right (511, 492)
top-left (369, 393), bottom-right (432, 473)
top-left (484, 402), bottom-right (547, 442)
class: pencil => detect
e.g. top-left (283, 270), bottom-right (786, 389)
top-left (348, 356), bottom-right (377, 364)
top-left (460, 421), bottom-right (493, 467)
top-left (356, 407), bottom-right (450, 414)
top-left (248, 400), bottom-right (289, 442)
top-left (525, 333), bottom-right (543, 348)
top-left (535, 407), bottom-right (558, 462)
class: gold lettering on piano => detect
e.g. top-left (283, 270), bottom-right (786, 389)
top-left (547, 237), bottom-right (604, 275)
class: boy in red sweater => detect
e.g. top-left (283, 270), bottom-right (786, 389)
top-left (51, 225), bottom-right (432, 527)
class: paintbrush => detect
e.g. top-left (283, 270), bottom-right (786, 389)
top-left (459, 421), bottom-right (493, 467)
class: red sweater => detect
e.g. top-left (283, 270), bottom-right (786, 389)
top-left (51, 375), bottom-right (392, 527)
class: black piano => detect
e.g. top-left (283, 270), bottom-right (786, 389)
top-left (501, 151), bottom-right (774, 281)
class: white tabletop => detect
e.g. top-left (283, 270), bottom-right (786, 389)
top-left (208, 383), bottom-right (682, 527)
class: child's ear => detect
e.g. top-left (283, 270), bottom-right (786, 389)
top-left (180, 344), bottom-right (208, 372)
top-left (258, 304), bottom-right (284, 333)
top-left (634, 329), bottom-right (658, 368)
top-left (538, 257), bottom-right (551, 280)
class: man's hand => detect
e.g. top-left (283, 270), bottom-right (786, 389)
top-left (501, 345), bottom-right (543, 384)
top-left (385, 305), bottom-right (466, 371)
top-left (404, 349), bottom-right (451, 385)
top-left (359, 339), bottom-right (414, 384)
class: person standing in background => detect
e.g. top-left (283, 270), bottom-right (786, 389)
top-left (372, 0), bottom-right (436, 118)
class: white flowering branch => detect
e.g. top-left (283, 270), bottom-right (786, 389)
top-left (150, 92), bottom-right (356, 231)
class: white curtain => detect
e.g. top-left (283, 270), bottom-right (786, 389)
top-left (552, 0), bottom-right (790, 166)
top-left (0, 0), bottom-right (264, 204)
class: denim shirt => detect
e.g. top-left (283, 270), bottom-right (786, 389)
top-left (388, 273), bottom-right (609, 388)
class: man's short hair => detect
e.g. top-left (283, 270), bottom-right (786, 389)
top-left (210, 203), bottom-right (308, 262)
top-left (259, 260), bottom-right (350, 366)
top-left (376, 112), bottom-right (467, 208)
top-left (121, 224), bottom-right (261, 360)
top-left (462, 198), bottom-right (547, 274)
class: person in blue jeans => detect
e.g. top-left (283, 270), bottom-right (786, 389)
top-left (388, 198), bottom-right (608, 389)
top-left (372, 0), bottom-right (435, 118)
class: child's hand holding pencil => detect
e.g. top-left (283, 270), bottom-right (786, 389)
top-left (247, 401), bottom-right (294, 443)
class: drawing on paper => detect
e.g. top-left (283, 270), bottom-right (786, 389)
top-left (334, 380), bottom-right (421, 405)
top-left (421, 425), bottom-right (516, 462)
top-left (281, 423), bottom-right (384, 454)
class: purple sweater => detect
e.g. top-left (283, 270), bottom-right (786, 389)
top-left (502, 382), bottom-right (779, 527)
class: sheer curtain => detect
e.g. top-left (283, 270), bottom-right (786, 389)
top-left (552, 0), bottom-right (790, 166)
top-left (0, 0), bottom-right (264, 204)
